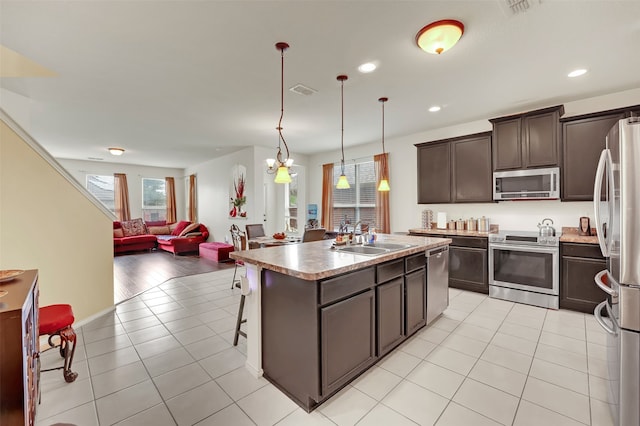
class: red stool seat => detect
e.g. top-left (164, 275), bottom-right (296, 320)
top-left (40, 304), bottom-right (75, 335)
top-left (39, 304), bottom-right (78, 383)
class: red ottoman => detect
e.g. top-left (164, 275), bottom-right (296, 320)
top-left (199, 242), bottom-right (234, 262)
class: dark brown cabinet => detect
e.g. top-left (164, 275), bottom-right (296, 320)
top-left (417, 142), bottom-right (450, 203)
top-left (321, 289), bottom-right (375, 396)
top-left (561, 106), bottom-right (639, 201)
top-left (416, 132), bottom-right (492, 204)
top-left (409, 234), bottom-right (488, 294)
top-left (405, 268), bottom-right (427, 334)
top-left (491, 105), bottom-right (564, 171)
top-left (449, 239), bottom-right (489, 294)
top-left (560, 243), bottom-right (607, 313)
top-left (376, 278), bottom-right (404, 356)
top-left (260, 249), bottom-right (437, 411)
top-left (0, 270), bottom-right (39, 426)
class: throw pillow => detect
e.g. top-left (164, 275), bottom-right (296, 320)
top-left (113, 228), bottom-right (124, 238)
top-left (121, 218), bottom-right (147, 237)
top-left (147, 225), bottom-right (171, 235)
top-left (171, 220), bottom-right (191, 236)
top-left (184, 232), bottom-right (202, 237)
top-left (179, 222), bottom-right (200, 237)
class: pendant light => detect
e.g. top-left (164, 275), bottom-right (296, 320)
top-left (377, 97), bottom-right (390, 192)
top-left (266, 42), bottom-right (292, 184)
top-left (336, 75), bottom-right (350, 189)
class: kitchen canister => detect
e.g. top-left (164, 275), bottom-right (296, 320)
top-left (447, 220), bottom-right (456, 230)
top-left (456, 219), bottom-right (465, 231)
top-left (478, 216), bottom-right (490, 232)
top-left (466, 218), bottom-right (477, 231)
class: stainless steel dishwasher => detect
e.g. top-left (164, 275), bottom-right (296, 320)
top-left (426, 245), bottom-right (449, 324)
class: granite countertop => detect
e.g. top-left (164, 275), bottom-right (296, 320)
top-left (230, 234), bottom-right (451, 280)
top-left (559, 227), bottom-right (599, 244)
top-left (408, 226), bottom-right (498, 238)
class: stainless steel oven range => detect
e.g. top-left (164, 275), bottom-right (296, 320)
top-left (488, 231), bottom-right (559, 309)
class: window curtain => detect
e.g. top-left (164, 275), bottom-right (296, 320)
top-left (321, 163), bottom-right (334, 231)
top-left (113, 173), bottom-right (130, 221)
top-left (165, 177), bottom-right (177, 224)
top-left (188, 174), bottom-right (197, 222)
top-left (374, 153), bottom-right (390, 234)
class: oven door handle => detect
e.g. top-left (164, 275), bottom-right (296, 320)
top-left (593, 300), bottom-right (617, 336)
top-left (489, 243), bottom-right (558, 254)
top-left (594, 269), bottom-right (617, 297)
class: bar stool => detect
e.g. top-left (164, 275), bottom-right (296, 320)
top-left (230, 225), bottom-right (247, 345)
top-left (39, 304), bottom-right (78, 383)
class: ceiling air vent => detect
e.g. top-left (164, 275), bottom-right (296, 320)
top-left (501, 0), bottom-right (541, 15)
top-left (289, 84), bottom-right (317, 96)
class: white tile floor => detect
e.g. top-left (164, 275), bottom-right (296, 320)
top-left (36, 268), bottom-right (616, 426)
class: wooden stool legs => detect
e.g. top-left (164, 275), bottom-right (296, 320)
top-left (233, 294), bottom-right (247, 346)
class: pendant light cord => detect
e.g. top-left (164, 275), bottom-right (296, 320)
top-left (340, 78), bottom-right (345, 173)
top-left (277, 44), bottom-right (289, 163)
top-left (381, 99), bottom-right (385, 154)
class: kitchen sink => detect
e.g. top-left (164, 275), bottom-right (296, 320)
top-left (335, 242), bottom-right (416, 256)
top-left (363, 242), bottom-right (415, 250)
top-left (336, 245), bottom-right (389, 255)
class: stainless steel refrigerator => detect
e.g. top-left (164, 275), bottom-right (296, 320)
top-left (593, 116), bottom-right (640, 426)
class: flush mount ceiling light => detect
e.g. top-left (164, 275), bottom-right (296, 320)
top-left (415, 19), bottom-right (464, 55)
top-left (266, 42), bottom-right (293, 184)
top-left (428, 105), bottom-right (441, 112)
top-left (568, 68), bottom-right (588, 78)
top-left (377, 97), bottom-right (390, 192)
top-left (108, 147), bottom-right (125, 156)
top-left (336, 75), bottom-right (350, 190)
top-left (358, 62), bottom-right (377, 73)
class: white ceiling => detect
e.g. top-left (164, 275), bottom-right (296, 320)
top-left (1, 1), bottom-right (639, 169)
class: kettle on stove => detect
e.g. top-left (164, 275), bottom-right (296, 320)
top-left (537, 218), bottom-right (556, 237)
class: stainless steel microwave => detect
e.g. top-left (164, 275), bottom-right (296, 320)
top-left (493, 167), bottom-right (560, 200)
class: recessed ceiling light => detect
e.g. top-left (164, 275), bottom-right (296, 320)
top-left (429, 106), bottom-right (441, 112)
top-left (358, 62), bottom-right (377, 73)
top-left (568, 68), bottom-right (587, 78)
top-left (108, 147), bottom-right (125, 155)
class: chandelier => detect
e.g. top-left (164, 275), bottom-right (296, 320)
top-left (266, 42), bottom-right (293, 184)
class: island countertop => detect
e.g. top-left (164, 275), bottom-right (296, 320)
top-left (230, 234), bottom-right (451, 280)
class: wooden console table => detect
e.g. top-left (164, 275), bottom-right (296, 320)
top-left (0, 269), bottom-right (39, 426)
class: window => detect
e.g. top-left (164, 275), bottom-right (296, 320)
top-left (86, 175), bottom-right (115, 213)
top-left (332, 160), bottom-right (376, 231)
top-left (142, 178), bottom-right (166, 222)
top-left (285, 171), bottom-right (298, 232)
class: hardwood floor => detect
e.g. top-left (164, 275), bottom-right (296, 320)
top-left (113, 249), bottom-right (235, 304)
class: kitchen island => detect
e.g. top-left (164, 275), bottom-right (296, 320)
top-left (231, 234), bottom-right (451, 411)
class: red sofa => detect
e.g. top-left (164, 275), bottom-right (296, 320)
top-left (156, 220), bottom-right (210, 255)
top-left (113, 220), bottom-right (157, 254)
top-left (113, 219), bottom-right (209, 255)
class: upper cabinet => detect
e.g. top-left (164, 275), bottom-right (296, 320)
top-left (490, 105), bottom-right (564, 171)
top-left (561, 105), bottom-right (640, 201)
top-left (416, 132), bottom-right (492, 204)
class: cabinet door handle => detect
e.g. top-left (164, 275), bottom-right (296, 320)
top-left (594, 269), bottom-right (617, 297)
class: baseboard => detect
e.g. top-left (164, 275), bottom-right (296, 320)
top-left (74, 305), bottom-right (116, 328)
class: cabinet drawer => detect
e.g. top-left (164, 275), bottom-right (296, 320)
top-left (561, 243), bottom-right (604, 259)
top-left (320, 267), bottom-right (375, 305)
top-left (405, 252), bottom-right (426, 273)
top-left (377, 259), bottom-right (405, 283)
top-left (450, 236), bottom-right (487, 249)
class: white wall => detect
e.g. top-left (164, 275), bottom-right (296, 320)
top-left (308, 88), bottom-right (640, 234)
top-left (58, 159), bottom-right (186, 222)
top-left (186, 145), bottom-right (309, 242)
top-left (1, 117), bottom-right (114, 321)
